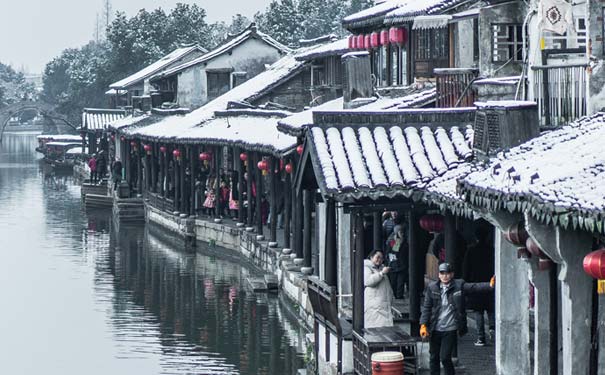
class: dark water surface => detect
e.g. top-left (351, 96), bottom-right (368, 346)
top-left (0, 133), bottom-right (305, 375)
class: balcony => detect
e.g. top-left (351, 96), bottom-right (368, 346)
top-left (530, 63), bottom-right (588, 127)
top-left (434, 68), bottom-right (479, 108)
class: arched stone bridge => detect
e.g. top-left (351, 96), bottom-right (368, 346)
top-left (0, 101), bottom-right (76, 142)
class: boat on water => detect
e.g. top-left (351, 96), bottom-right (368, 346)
top-left (43, 141), bottom-right (83, 169)
top-left (36, 134), bottom-right (82, 155)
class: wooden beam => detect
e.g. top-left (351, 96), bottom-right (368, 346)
top-left (237, 147), bottom-right (245, 223)
top-left (444, 213), bottom-right (457, 273)
top-left (352, 212), bottom-right (365, 332)
top-left (179, 145), bottom-right (186, 213)
top-left (189, 145), bottom-right (196, 216)
top-left (215, 146), bottom-right (221, 217)
top-left (246, 152), bottom-right (253, 226)
top-left (284, 161), bottom-right (292, 248)
top-left (303, 189), bottom-right (313, 268)
top-left (408, 209), bottom-right (424, 336)
top-left (269, 156), bottom-right (277, 242)
top-left (174, 145), bottom-right (179, 212)
top-left (294, 189), bottom-right (303, 258)
top-left (373, 211), bottom-right (382, 252)
top-left (255, 153), bottom-right (263, 235)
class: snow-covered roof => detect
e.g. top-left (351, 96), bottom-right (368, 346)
top-left (120, 49), bottom-right (311, 144)
top-left (305, 119), bottom-right (474, 202)
top-left (295, 38), bottom-right (350, 61)
top-left (150, 25), bottom-right (291, 80)
top-left (107, 113), bottom-right (152, 130)
top-left (45, 141), bottom-right (81, 147)
top-left (105, 88), bottom-right (127, 95)
top-left (343, 0), bottom-right (466, 28)
top-left (82, 108), bottom-right (127, 131)
top-left (459, 112), bottom-right (605, 232)
top-left (474, 76), bottom-right (521, 86)
top-left (277, 87), bottom-right (437, 137)
top-left (37, 134), bottom-right (81, 141)
top-left (109, 45), bottom-right (206, 89)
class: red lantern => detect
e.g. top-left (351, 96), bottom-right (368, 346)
top-left (199, 152), bottom-right (211, 161)
top-left (504, 222), bottom-right (529, 246)
top-left (364, 35), bottom-right (371, 50)
top-left (526, 237), bottom-right (544, 258)
top-left (120, 136), bottom-right (125, 142)
top-left (583, 249), bottom-right (605, 279)
top-left (159, 146), bottom-right (167, 154)
top-left (257, 160), bottom-right (268, 171)
top-left (370, 32), bottom-right (379, 49)
top-left (285, 163), bottom-right (293, 174)
top-left (380, 29), bottom-right (389, 45)
top-left (296, 144), bottom-right (304, 155)
top-left (111, 134), bottom-right (115, 141)
top-left (173, 149), bottom-right (181, 160)
top-left (419, 214), bottom-right (444, 233)
top-left (348, 35), bottom-right (355, 49)
top-left (356, 35), bottom-right (364, 49)
top-left (389, 27), bottom-right (407, 45)
top-left (239, 152), bottom-right (248, 162)
top-left (143, 144), bottom-right (152, 155)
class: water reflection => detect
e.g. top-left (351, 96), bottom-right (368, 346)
top-left (0, 133), bottom-right (304, 375)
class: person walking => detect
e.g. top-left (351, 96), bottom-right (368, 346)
top-left (364, 249), bottom-right (394, 329)
top-left (420, 263), bottom-right (494, 375)
top-left (88, 154), bottom-right (97, 183)
top-left (111, 158), bottom-right (123, 190)
top-left (97, 151), bottom-right (107, 182)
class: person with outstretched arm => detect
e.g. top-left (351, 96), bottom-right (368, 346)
top-left (419, 262), bottom-right (495, 375)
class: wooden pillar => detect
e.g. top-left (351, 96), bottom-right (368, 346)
top-left (174, 146), bottom-right (179, 212)
top-left (136, 142), bottom-right (142, 194)
top-left (294, 189), bottom-right (304, 258)
top-left (189, 145), bottom-right (196, 216)
top-left (408, 209), bottom-right (424, 335)
top-left (215, 146), bottom-right (221, 217)
top-left (237, 148), bottom-right (245, 223)
top-left (353, 211), bottom-right (365, 332)
top-left (303, 189), bottom-right (313, 268)
top-left (444, 213), bottom-right (457, 273)
top-left (325, 199), bottom-right (337, 286)
top-left (269, 156), bottom-right (277, 243)
top-left (81, 132), bottom-right (86, 155)
top-left (124, 141), bottom-right (131, 186)
top-left (151, 143), bottom-right (157, 193)
top-left (246, 152), bottom-right (253, 226)
top-left (179, 145), bottom-right (186, 213)
top-left (160, 146), bottom-right (165, 197)
top-left (255, 153), bottom-right (263, 235)
top-left (373, 212), bottom-right (382, 252)
top-left (283, 162), bottom-right (292, 248)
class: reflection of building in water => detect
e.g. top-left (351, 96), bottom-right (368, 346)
top-left (95, 224), bottom-right (303, 374)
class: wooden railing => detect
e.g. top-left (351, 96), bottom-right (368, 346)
top-left (146, 191), bottom-right (174, 212)
top-left (434, 68), bottom-right (479, 108)
top-left (531, 63), bottom-right (588, 127)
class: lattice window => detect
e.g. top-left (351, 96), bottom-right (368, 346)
top-left (543, 17), bottom-right (586, 49)
top-left (414, 28), bottom-right (449, 60)
top-left (492, 24), bottom-right (524, 63)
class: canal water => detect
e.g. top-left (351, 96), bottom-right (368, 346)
top-left (0, 133), bottom-right (305, 374)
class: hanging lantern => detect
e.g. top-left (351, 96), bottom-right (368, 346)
top-left (240, 152), bottom-right (248, 166)
top-left (173, 149), bottom-right (181, 161)
top-left (348, 35), bottom-right (356, 49)
top-left (504, 222), bottom-right (529, 246)
top-left (199, 152), bottom-right (212, 166)
top-left (364, 34), bottom-right (371, 50)
top-left (583, 248), bottom-right (605, 294)
top-left (111, 134), bottom-right (115, 141)
top-left (370, 32), bottom-right (380, 49)
top-left (120, 136), bottom-right (125, 142)
top-left (285, 163), bottom-right (293, 174)
top-left (389, 27), bottom-right (407, 45)
top-left (257, 160), bottom-right (268, 171)
top-left (143, 144), bottom-right (152, 155)
top-left (419, 214), bottom-right (444, 233)
top-left (380, 29), bottom-right (389, 45)
top-left (296, 144), bottom-right (304, 155)
top-left (356, 34), bottom-right (365, 49)
top-left (159, 146), bottom-right (167, 154)
top-left (526, 237), bottom-right (545, 258)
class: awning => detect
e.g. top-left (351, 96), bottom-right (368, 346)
top-left (412, 15), bottom-right (452, 30)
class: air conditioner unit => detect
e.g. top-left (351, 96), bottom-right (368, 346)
top-left (473, 101), bottom-right (539, 159)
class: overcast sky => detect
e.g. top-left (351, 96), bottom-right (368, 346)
top-left (0, 0), bottom-right (273, 74)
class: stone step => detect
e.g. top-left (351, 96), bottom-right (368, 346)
top-left (264, 274), bottom-right (278, 290)
top-left (246, 277), bottom-right (267, 292)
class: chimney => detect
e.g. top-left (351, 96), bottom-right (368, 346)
top-left (341, 51), bottom-right (373, 109)
top-left (473, 101), bottom-right (539, 160)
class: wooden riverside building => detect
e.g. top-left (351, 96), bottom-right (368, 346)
top-left (81, 0), bottom-right (605, 372)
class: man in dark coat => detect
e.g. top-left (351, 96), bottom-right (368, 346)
top-left (420, 263), bottom-right (494, 375)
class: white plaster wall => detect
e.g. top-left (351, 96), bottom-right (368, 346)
top-left (455, 19), bottom-right (475, 68)
top-left (341, 340), bottom-right (354, 373)
top-left (329, 332), bottom-right (338, 366)
top-left (337, 208), bottom-right (352, 308)
top-left (176, 38), bottom-right (284, 109)
top-left (317, 202), bottom-right (326, 281)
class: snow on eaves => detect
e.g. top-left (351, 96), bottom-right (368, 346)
top-left (109, 45), bottom-right (206, 89)
top-left (384, 0), bottom-right (468, 23)
top-left (460, 112), bottom-right (605, 216)
top-left (82, 108), bottom-right (127, 131)
top-left (307, 123), bottom-right (474, 201)
top-left (295, 38), bottom-right (350, 61)
top-left (343, 0), bottom-right (410, 25)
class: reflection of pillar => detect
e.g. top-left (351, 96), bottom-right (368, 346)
top-left (352, 212), bottom-right (365, 332)
top-left (269, 156), bottom-right (277, 242)
top-left (372, 212), bottom-right (381, 251)
top-left (408, 209), bottom-right (423, 335)
top-left (283, 161), bottom-right (291, 248)
top-left (303, 189), bottom-right (312, 268)
top-left (325, 199), bottom-right (337, 286)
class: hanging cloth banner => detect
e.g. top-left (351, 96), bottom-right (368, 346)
top-left (539, 0), bottom-right (574, 35)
